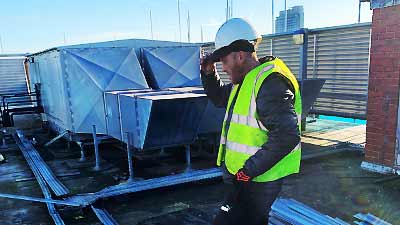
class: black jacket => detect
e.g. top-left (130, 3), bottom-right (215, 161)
top-left (201, 56), bottom-right (300, 179)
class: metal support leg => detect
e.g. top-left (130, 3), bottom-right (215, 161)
top-left (159, 147), bottom-right (167, 156)
top-left (185, 145), bottom-right (191, 172)
top-left (67, 141), bottom-right (71, 151)
top-left (77, 141), bottom-right (86, 162)
top-left (1, 137), bottom-right (7, 149)
top-left (1, 129), bottom-right (7, 149)
top-left (126, 132), bottom-right (134, 182)
top-left (92, 125), bottom-right (101, 171)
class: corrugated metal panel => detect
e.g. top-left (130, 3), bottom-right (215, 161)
top-left (0, 56), bottom-right (29, 95)
top-left (53, 39), bottom-right (200, 59)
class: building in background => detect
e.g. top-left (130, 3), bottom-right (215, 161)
top-left (275, 5), bottom-right (304, 33)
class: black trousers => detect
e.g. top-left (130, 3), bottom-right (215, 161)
top-left (213, 179), bottom-right (283, 225)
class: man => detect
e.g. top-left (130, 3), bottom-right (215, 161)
top-left (200, 18), bottom-right (302, 225)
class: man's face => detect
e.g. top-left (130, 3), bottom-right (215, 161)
top-left (220, 52), bottom-right (244, 85)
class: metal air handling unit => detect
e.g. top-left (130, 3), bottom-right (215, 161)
top-left (25, 42), bottom-right (225, 190)
top-left (26, 43), bottom-right (222, 140)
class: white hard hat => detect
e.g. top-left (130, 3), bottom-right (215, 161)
top-left (211, 18), bottom-right (262, 62)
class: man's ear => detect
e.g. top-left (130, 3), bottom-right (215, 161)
top-left (238, 51), bottom-right (245, 63)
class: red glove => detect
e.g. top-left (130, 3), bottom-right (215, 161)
top-left (236, 169), bottom-right (251, 182)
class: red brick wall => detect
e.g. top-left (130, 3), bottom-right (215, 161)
top-left (366, 4), bottom-right (400, 167)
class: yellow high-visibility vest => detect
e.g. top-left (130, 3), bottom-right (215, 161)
top-left (217, 57), bottom-right (302, 182)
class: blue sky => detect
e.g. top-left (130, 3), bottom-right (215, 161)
top-left (0, 0), bottom-right (372, 54)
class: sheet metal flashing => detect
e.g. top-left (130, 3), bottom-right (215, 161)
top-left (27, 48), bottom-right (58, 57)
top-left (27, 39), bottom-right (202, 57)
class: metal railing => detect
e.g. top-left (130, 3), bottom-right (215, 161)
top-left (0, 83), bottom-right (43, 127)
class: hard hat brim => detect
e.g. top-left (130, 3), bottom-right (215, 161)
top-left (209, 46), bottom-right (231, 62)
top-left (210, 39), bottom-right (255, 62)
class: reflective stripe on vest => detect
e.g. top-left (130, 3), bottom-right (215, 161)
top-left (226, 140), bottom-right (301, 156)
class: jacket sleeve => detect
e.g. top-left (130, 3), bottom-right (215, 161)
top-left (243, 73), bottom-right (300, 178)
top-left (200, 70), bottom-right (233, 108)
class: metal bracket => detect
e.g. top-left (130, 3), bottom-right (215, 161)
top-left (77, 141), bottom-right (86, 162)
top-left (1, 128), bottom-right (8, 149)
top-left (185, 145), bottom-right (192, 172)
top-left (126, 132), bottom-right (134, 182)
top-left (44, 130), bottom-right (68, 147)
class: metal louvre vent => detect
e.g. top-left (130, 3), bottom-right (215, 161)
top-left (260, 35), bottom-right (301, 78)
top-left (308, 25), bottom-right (370, 119)
top-left (0, 56), bottom-right (31, 108)
top-left (0, 56), bottom-right (29, 95)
